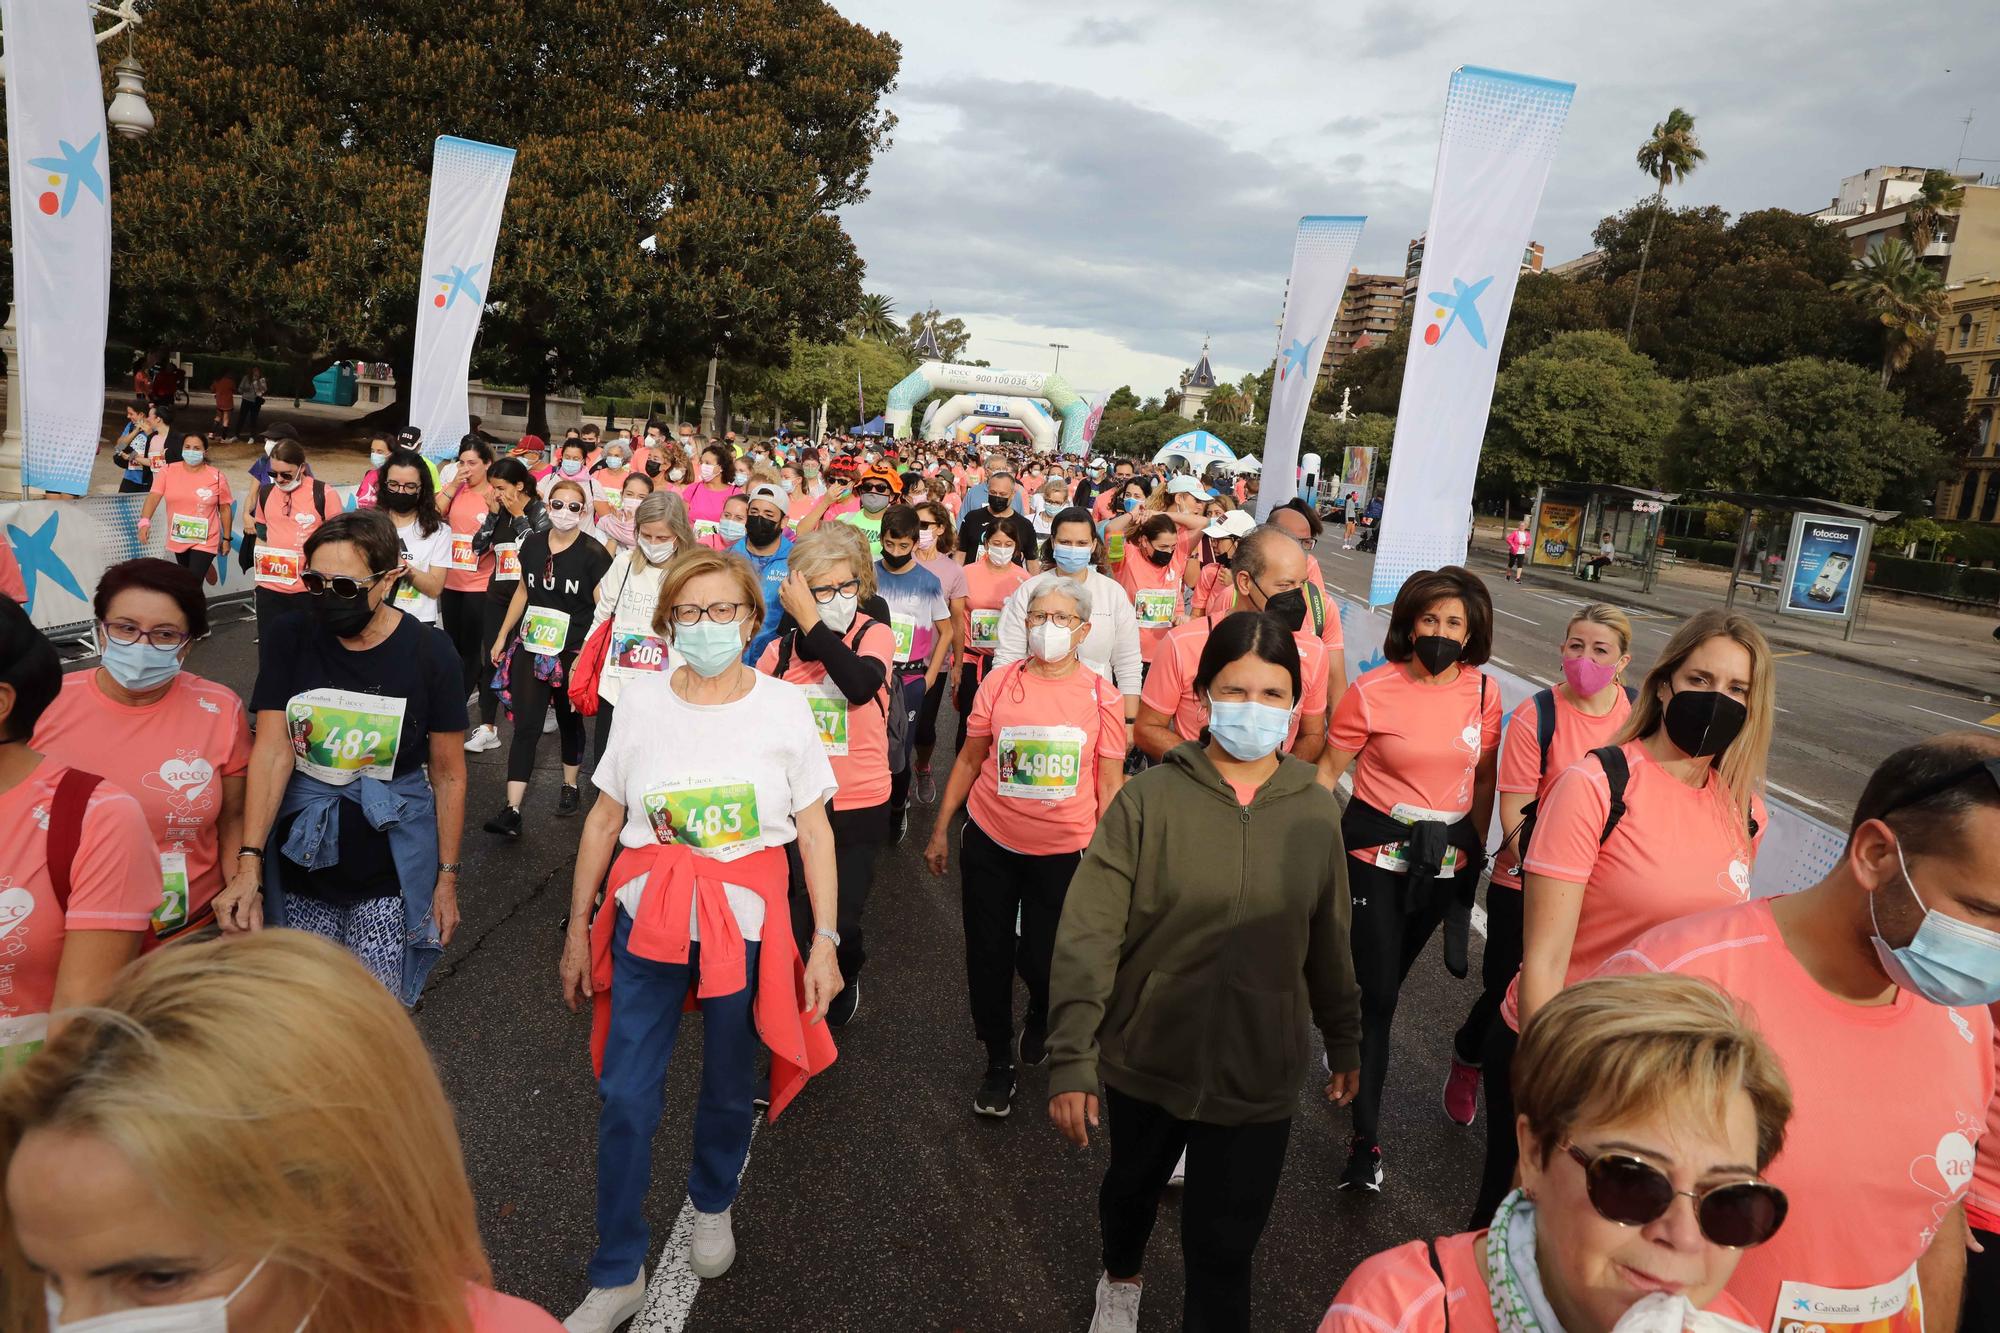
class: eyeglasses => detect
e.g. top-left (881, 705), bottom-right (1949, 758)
top-left (385, 482), bottom-right (422, 496)
top-left (301, 569), bottom-right (394, 598)
top-left (549, 500), bottom-right (586, 514)
top-left (668, 601), bottom-right (749, 626)
top-left (1563, 1144), bottom-right (1787, 1248)
top-left (806, 578), bottom-right (862, 603)
top-left (1025, 611), bottom-right (1083, 629)
top-left (101, 619), bottom-right (192, 649)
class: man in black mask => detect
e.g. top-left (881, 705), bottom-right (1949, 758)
top-left (954, 468), bottom-right (1038, 568)
top-left (733, 484), bottom-right (794, 664)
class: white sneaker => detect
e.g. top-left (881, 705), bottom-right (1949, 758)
top-left (689, 1207), bottom-right (736, 1278)
top-left (543, 709), bottom-right (559, 735)
top-left (1088, 1274), bottom-right (1142, 1333)
top-left (463, 724), bottom-right (501, 753)
top-left (1167, 1149), bottom-right (1186, 1187)
top-left (562, 1268), bottom-right (646, 1332)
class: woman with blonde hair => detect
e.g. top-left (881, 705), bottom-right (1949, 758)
top-left (1473, 609), bottom-right (1773, 1221)
top-left (0, 931), bottom-right (561, 1331)
top-left (1321, 974), bottom-right (1789, 1333)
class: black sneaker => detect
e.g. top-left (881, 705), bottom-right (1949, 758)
top-left (827, 979), bottom-right (860, 1027)
top-left (1339, 1136), bottom-right (1383, 1192)
top-left (557, 783), bottom-right (581, 816)
top-left (482, 805), bottom-right (522, 838)
top-left (1017, 1023), bottom-right (1048, 1068)
top-left (887, 806), bottom-right (907, 846)
top-left (973, 1064), bottom-right (1016, 1118)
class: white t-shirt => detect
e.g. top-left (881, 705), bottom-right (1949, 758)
top-left (992, 569), bottom-right (1144, 697)
top-left (391, 519), bottom-right (455, 626)
top-left (595, 669), bottom-right (837, 940)
top-left (590, 556), bottom-right (675, 708)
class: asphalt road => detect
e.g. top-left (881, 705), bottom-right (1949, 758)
top-left (106, 538), bottom-right (1982, 1332)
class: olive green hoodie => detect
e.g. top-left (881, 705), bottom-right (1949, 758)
top-left (1047, 741), bottom-right (1361, 1125)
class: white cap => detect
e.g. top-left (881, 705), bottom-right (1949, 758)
top-left (1166, 475), bottom-right (1205, 497)
top-left (747, 484), bottom-right (787, 505)
top-left (1089, 456), bottom-right (1107, 469)
top-left (1204, 510), bottom-right (1256, 539)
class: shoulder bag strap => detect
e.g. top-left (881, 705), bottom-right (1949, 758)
top-left (48, 769), bottom-right (103, 913)
top-left (1590, 745), bottom-right (1632, 845)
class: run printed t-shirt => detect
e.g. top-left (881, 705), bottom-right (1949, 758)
top-left (0, 764), bottom-right (159, 1068)
top-left (1491, 687), bottom-right (1634, 887)
top-left (756, 620), bottom-right (896, 811)
top-left (148, 462), bottom-right (233, 554)
top-left (595, 671), bottom-right (837, 941)
top-left (962, 558), bottom-right (1027, 657)
top-left (442, 486), bottom-right (494, 594)
top-left (966, 661), bottom-right (1126, 857)
top-left (33, 672), bottom-right (251, 945)
top-left (1328, 662), bottom-right (1502, 872)
top-left (516, 531), bottom-right (613, 657)
top-left (1596, 899), bottom-right (1995, 1328)
top-left (1505, 741), bottom-right (1767, 1029)
top-left (1142, 614), bottom-right (1329, 752)
top-left (875, 559), bottom-right (949, 666)
top-left (1316, 1230), bottom-right (1754, 1333)
top-left (251, 481), bottom-right (339, 595)
top-left (592, 558), bottom-right (670, 709)
top-left (1111, 536), bottom-right (1188, 657)
top-left (1972, 1007), bottom-right (2000, 1234)
top-left (390, 519), bottom-right (455, 627)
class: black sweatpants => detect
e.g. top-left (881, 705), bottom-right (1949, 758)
top-left (915, 668), bottom-right (949, 751)
top-left (439, 589), bottom-right (487, 704)
top-left (1452, 882), bottom-right (1524, 1065)
top-left (1347, 854), bottom-right (1448, 1145)
top-left (475, 592), bottom-right (508, 726)
top-left (786, 800), bottom-right (889, 985)
top-left (953, 655), bottom-right (994, 752)
top-left (959, 817), bottom-right (1080, 1059)
top-left (505, 646), bottom-right (583, 784)
top-left (1471, 1018), bottom-right (1521, 1226)
top-left (1099, 1086), bottom-right (1291, 1333)
top-left (254, 586), bottom-right (300, 633)
top-left (1967, 1227), bottom-right (2000, 1332)
top-left (172, 548), bottom-right (216, 583)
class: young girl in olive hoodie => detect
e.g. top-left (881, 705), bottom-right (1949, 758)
top-left (1047, 610), bottom-right (1361, 1333)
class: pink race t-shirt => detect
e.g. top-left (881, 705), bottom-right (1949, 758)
top-left (1141, 614), bottom-right (1328, 752)
top-left (967, 660), bottom-right (1125, 855)
top-left (33, 672), bottom-right (251, 946)
top-left (962, 558), bottom-right (1028, 661)
top-left (149, 462), bottom-right (233, 554)
top-left (680, 481), bottom-right (741, 529)
top-left (1328, 662), bottom-right (1501, 828)
top-left (466, 1284), bottom-right (564, 1332)
top-left (1597, 899), bottom-right (1995, 1326)
top-left (1111, 535), bottom-right (1190, 658)
top-left (1967, 1004), bottom-right (2000, 1234)
top-left (443, 485), bottom-right (494, 594)
top-left (1492, 688), bottom-right (1633, 887)
top-left (756, 620), bottom-right (896, 811)
top-left (0, 763), bottom-right (160, 1061)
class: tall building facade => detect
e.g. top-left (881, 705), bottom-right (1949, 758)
top-left (1934, 276), bottom-right (2000, 525)
top-left (1402, 235), bottom-right (1545, 303)
top-left (1320, 269), bottom-right (1404, 379)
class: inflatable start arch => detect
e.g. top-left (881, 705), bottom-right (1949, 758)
top-left (887, 362), bottom-right (1089, 454)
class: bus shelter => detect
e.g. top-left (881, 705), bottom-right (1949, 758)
top-left (1684, 491), bottom-right (1897, 642)
top-left (1527, 483), bottom-right (1680, 594)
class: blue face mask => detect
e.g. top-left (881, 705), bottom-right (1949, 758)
top-left (675, 619), bottom-right (745, 677)
top-left (1206, 696), bottom-right (1293, 762)
top-left (717, 518), bottom-right (747, 543)
top-left (1122, 496), bottom-right (1140, 513)
top-left (1871, 842), bottom-right (2000, 1006)
top-left (101, 635), bottom-right (185, 692)
top-left (1052, 544), bottom-right (1092, 574)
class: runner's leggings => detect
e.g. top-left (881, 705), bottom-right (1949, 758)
top-left (439, 589), bottom-right (490, 713)
top-left (959, 817), bottom-right (1080, 1059)
top-left (1967, 1226), bottom-right (2000, 1332)
top-left (1471, 1017), bottom-right (1521, 1227)
top-left (785, 800), bottom-right (889, 984)
top-left (1346, 854), bottom-right (1447, 1145)
top-left (172, 548), bottom-right (217, 584)
top-left (1452, 880), bottom-right (1524, 1065)
top-left (506, 645), bottom-right (583, 783)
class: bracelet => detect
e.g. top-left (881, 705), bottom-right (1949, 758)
top-left (437, 861), bottom-right (462, 874)
top-left (237, 846), bottom-right (264, 860)
top-left (813, 926), bottom-right (841, 949)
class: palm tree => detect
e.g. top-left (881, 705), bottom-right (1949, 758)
top-left (1205, 383), bottom-right (1245, 422)
top-left (1836, 238), bottom-right (1950, 386)
top-left (848, 292), bottom-right (898, 342)
top-left (1625, 107), bottom-right (1707, 345)
top-left (1904, 168), bottom-right (1966, 255)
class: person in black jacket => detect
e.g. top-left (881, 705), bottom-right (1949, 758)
top-left (465, 457), bottom-right (551, 756)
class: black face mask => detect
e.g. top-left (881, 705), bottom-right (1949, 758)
top-left (1145, 547), bottom-right (1173, 568)
top-left (1661, 687), bottom-right (1747, 759)
top-left (988, 494), bottom-right (1012, 514)
top-left (1413, 634), bottom-right (1464, 675)
top-left (1261, 586), bottom-right (1308, 633)
top-left (312, 589), bottom-right (377, 639)
top-left (745, 516), bottom-right (782, 548)
top-left (381, 489), bottom-right (419, 514)
top-left (645, 458), bottom-right (662, 478)
top-left (880, 549), bottom-right (913, 571)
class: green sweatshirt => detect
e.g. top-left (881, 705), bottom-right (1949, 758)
top-left (1047, 741), bottom-right (1361, 1125)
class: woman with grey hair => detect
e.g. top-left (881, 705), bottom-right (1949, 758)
top-left (924, 572), bottom-right (1128, 1120)
top-left (589, 489), bottom-right (694, 763)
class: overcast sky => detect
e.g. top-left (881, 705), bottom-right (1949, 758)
top-left (834, 0), bottom-right (1997, 401)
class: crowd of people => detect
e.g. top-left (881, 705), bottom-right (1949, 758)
top-left (1, 421), bottom-right (1997, 1333)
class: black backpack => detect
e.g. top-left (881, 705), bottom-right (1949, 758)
top-left (774, 615), bottom-right (909, 773)
top-left (1509, 685), bottom-right (1635, 862)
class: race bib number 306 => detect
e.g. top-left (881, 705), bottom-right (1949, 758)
top-left (609, 631), bottom-right (667, 675)
top-left (995, 725), bottom-right (1086, 801)
top-left (641, 779), bottom-right (762, 853)
top-left (285, 688), bottom-right (406, 783)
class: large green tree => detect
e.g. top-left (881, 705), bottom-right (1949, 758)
top-left (51, 0), bottom-right (900, 432)
top-left (1484, 331), bottom-right (1680, 496)
top-left (1664, 357), bottom-right (1945, 509)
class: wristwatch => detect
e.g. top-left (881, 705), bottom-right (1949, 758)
top-left (237, 846), bottom-right (264, 860)
top-left (813, 926), bottom-right (841, 949)
top-left (437, 861), bottom-right (462, 875)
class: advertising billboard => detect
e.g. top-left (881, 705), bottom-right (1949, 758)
top-left (1781, 513), bottom-right (1867, 621)
top-left (1340, 446), bottom-right (1376, 502)
top-left (1530, 499), bottom-right (1584, 568)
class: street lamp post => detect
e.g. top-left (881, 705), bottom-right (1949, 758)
top-left (1048, 342), bottom-right (1068, 376)
top-left (0, 0), bottom-right (153, 499)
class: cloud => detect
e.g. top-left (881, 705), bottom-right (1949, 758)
top-left (1322, 114), bottom-right (1378, 136)
top-left (1353, 4), bottom-right (1442, 59)
top-left (1070, 16), bottom-right (1144, 45)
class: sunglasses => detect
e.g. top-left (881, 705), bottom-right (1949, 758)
top-left (1564, 1144), bottom-right (1786, 1248)
top-left (856, 484), bottom-right (892, 495)
top-left (550, 500), bottom-right (586, 514)
top-left (301, 569), bottom-right (394, 598)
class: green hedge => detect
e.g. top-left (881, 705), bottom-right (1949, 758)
top-left (1663, 536), bottom-right (1738, 567)
top-left (1867, 555), bottom-right (2000, 604)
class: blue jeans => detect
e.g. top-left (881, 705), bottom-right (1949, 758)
top-left (589, 910), bottom-right (761, 1287)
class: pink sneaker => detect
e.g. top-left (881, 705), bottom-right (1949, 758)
top-left (1443, 1058), bottom-right (1480, 1126)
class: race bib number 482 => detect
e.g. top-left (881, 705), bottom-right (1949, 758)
top-left (285, 688), bottom-right (406, 783)
top-left (641, 779), bottom-right (762, 853)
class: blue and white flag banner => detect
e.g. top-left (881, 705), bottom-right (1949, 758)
top-left (1256, 216), bottom-right (1365, 522)
top-left (1369, 66), bottom-right (1574, 605)
top-left (2, 0), bottom-right (112, 495)
top-left (408, 136), bottom-right (516, 459)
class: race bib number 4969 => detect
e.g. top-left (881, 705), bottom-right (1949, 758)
top-left (285, 688), bottom-right (406, 783)
top-left (640, 779), bottom-right (762, 853)
top-left (995, 725), bottom-right (1086, 801)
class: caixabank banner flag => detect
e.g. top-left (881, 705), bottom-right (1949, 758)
top-left (408, 136), bottom-right (516, 460)
top-left (1369, 66), bottom-right (1574, 605)
top-left (1782, 513), bottom-right (1867, 620)
top-left (2, 0), bottom-right (112, 495)
top-left (1256, 216), bottom-right (1366, 521)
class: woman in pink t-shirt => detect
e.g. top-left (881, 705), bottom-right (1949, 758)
top-left (1474, 610), bottom-right (1775, 1222)
top-left (1321, 975), bottom-right (1789, 1333)
top-left (954, 524), bottom-right (1029, 751)
top-left (0, 931), bottom-right (564, 1331)
top-left (679, 439), bottom-right (742, 539)
top-left (137, 432), bottom-right (233, 584)
top-left (923, 573), bottom-right (1126, 1118)
top-left (1317, 566), bottom-right (1502, 1192)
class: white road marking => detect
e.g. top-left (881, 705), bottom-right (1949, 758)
top-left (633, 1117), bottom-right (761, 1330)
top-left (1493, 607), bottom-right (1539, 624)
top-left (1910, 705), bottom-right (2000, 734)
top-left (1765, 780), bottom-right (1836, 815)
top-left (1526, 592), bottom-right (1576, 608)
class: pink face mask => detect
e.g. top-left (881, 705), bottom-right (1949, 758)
top-left (1562, 655), bottom-right (1619, 697)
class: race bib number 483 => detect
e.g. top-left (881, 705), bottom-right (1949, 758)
top-left (285, 688), bottom-right (406, 783)
top-left (641, 779), bottom-right (762, 853)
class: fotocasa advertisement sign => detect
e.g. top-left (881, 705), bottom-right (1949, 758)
top-left (1780, 512), bottom-right (1872, 624)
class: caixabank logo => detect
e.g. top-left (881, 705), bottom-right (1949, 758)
top-left (1422, 274), bottom-right (1494, 348)
top-left (28, 132), bottom-right (105, 218)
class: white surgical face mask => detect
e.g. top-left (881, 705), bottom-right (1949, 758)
top-left (669, 467), bottom-right (686, 483)
top-left (819, 591), bottom-right (859, 634)
top-left (1027, 620), bottom-right (1073, 663)
top-left (277, 477), bottom-right (303, 494)
top-left (549, 506), bottom-right (582, 532)
top-left (638, 538), bottom-right (676, 565)
top-left (699, 462), bottom-right (719, 484)
top-left (45, 1254), bottom-right (288, 1332)
top-left (182, 449), bottom-right (205, 468)
top-left (984, 545), bottom-right (1016, 566)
